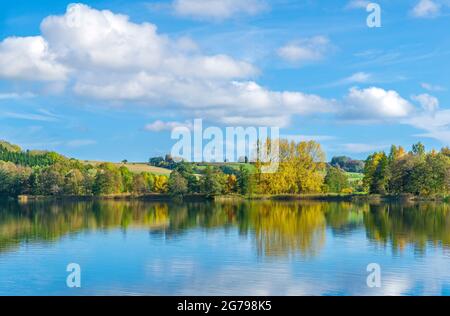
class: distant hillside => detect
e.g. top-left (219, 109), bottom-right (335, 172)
top-left (2, 139), bottom-right (328, 177)
top-left (82, 161), bottom-right (172, 175)
top-left (0, 140), bottom-right (66, 167)
top-left (330, 156), bottom-right (364, 173)
top-left (0, 140), bottom-right (171, 176)
top-left (0, 140), bottom-right (21, 153)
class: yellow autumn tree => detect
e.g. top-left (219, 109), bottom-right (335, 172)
top-left (225, 174), bottom-right (238, 194)
top-left (153, 175), bottom-right (169, 193)
top-left (257, 139), bottom-right (326, 194)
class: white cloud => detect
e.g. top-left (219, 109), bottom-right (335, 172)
top-left (402, 94), bottom-right (450, 144)
top-left (411, 93), bottom-right (439, 112)
top-left (345, 0), bottom-right (370, 10)
top-left (41, 4), bottom-right (256, 79)
top-left (0, 36), bottom-right (68, 81)
top-left (404, 96), bottom-right (450, 144)
top-left (416, 130), bottom-right (450, 144)
top-left (41, 4), bottom-right (166, 71)
top-left (145, 120), bottom-right (193, 131)
top-left (172, 0), bottom-right (268, 20)
top-left (343, 72), bottom-right (372, 84)
top-left (39, 4), bottom-right (326, 127)
top-left (332, 72), bottom-right (373, 87)
top-left (411, 0), bottom-right (441, 18)
top-left (421, 82), bottom-right (446, 92)
top-left (277, 36), bottom-right (331, 64)
top-left (337, 89), bottom-right (450, 145)
top-left (2, 4), bottom-right (434, 133)
top-left (74, 77), bottom-right (333, 127)
top-left (406, 110), bottom-right (450, 144)
top-left (342, 87), bottom-right (414, 120)
top-left (1, 3), bottom-right (324, 127)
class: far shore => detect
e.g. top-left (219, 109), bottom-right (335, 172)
top-left (4, 193), bottom-right (448, 203)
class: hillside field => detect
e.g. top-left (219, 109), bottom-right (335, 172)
top-left (82, 161), bottom-right (172, 175)
top-left (347, 172), bottom-right (364, 183)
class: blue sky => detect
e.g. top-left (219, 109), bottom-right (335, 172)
top-left (0, 0), bottom-right (449, 161)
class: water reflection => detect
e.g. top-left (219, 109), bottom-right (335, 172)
top-left (1, 200), bottom-right (450, 258)
top-left (364, 203), bottom-right (450, 254)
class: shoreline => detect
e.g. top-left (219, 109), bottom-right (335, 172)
top-left (5, 193), bottom-right (448, 203)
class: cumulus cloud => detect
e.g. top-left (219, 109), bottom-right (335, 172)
top-left (0, 36), bottom-right (69, 81)
top-left (338, 89), bottom-right (450, 145)
top-left (401, 94), bottom-right (450, 144)
top-left (172, 0), bottom-right (268, 20)
top-left (74, 77), bottom-right (333, 128)
top-left (40, 4), bottom-right (257, 78)
top-left (411, 0), bottom-right (441, 18)
top-left (0, 3), bottom-right (333, 127)
top-left (277, 36), bottom-right (331, 64)
top-left (3, 2), bottom-right (447, 139)
top-left (342, 87), bottom-right (414, 120)
top-left (406, 111), bottom-right (450, 144)
top-left (0, 4), bottom-right (314, 126)
top-left (407, 110), bottom-right (449, 131)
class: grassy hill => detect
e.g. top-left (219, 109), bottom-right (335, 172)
top-left (347, 172), bottom-right (364, 183)
top-left (0, 140), bottom-right (21, 153)
top-left (82, 161), bottom-right (172, 175)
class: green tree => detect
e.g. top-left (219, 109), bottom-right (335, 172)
top-left (0, 161), bottom-right (31, 196)
top-left (119, 166), bottom-right (133, 193)
top-left (93, 163), bottom-right (122, 195)
top-left (411, 142), bottom-right (425, 156)
top-left (363, 152), bottom-right (389, 194)
top-left (64, 169), bottom-right (85, 195)
top-left (132, 173), bottom-right (147, 194)
top-left (39, 164), bottom-right (65, 195)
top-left (141, 172), bottom-right (155, 192)
top-left (237, 165), bottom-right (252, 196)
top-left (168, 171), bottom-right (188, 197)
top-left (323, 167), bottom-right (349, 193)
top-left (201, 167), bottom-right (225, 197)
top-left (174, 162), bottom-right (199, 193)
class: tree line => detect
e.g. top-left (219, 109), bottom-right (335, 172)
top-left (2, 139), bottom-right (450, 198)
top-left (0, 145), bottom-right (65, 168)
top-left (0, 139), bottom-right (354, 198)
top-left (363, 143), bottom-right (450, 196)
top-left (0, 160), bottom-right (170, 197)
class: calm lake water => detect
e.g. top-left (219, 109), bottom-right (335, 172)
top-left (1, 199), bottom-right (450, 296)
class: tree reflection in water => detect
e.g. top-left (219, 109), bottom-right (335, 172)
top-left (1, 200), bottom-right (450, 257)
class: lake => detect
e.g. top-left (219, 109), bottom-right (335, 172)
top-left (1, 199), bottom-right (450, 295)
